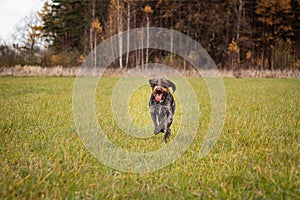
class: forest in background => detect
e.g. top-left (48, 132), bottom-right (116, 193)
top-left (1, 0), bottom-right (300, 71)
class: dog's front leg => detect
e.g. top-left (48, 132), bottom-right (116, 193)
top-left (150, 105), bottom-right (160, 135)
top-left (150, 112), bottom-right (159, 135)
top-left (164, 122), bottom-right (173, 142)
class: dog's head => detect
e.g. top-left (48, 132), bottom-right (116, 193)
top-left (149, 78), bottom-right (176, 102)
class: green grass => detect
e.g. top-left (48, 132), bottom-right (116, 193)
top-left (0, 77), bottom-right (299, 199)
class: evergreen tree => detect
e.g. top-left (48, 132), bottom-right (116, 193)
top-left (41, 0), bottom-right (89, 53)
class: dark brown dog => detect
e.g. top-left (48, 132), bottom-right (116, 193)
top-left (149, 78), bottom-right (176, 142)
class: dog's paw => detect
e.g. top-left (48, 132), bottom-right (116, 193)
top-left (154, 128), bottom-right (165, 135)
top-left (163, 135), bottom-right (169, 143)
top-left (163, 130), bottom-right (171, 143)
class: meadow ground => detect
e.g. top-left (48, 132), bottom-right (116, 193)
top-left (0, 77), bottom-right (299, 199)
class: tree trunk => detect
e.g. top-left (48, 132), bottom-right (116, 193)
top-left (90, 0), bottom-right (96, 68)
top-left (146, 15), bottom-right (149, 66)
top-left (94, 31), bottom-right (97, 68)
top-left (117, 0), bottom-right (123, 69)
top-left (170, 17), bottom-right (173, 62)
top-left (236, 0), bottom-right (243, 65)
top-left (125, 2), bottom-right (130, 68)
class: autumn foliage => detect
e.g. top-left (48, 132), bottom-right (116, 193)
top-left (1, 0), bottom-right (300, 70)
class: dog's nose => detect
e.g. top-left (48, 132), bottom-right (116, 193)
top-left (156, 90), bottom-right (162, 95)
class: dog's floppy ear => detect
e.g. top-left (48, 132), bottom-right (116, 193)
top-left (149, 78), bottom-right (156, 88)
top-left (149, 78), bottom-right (176, 92)
top-left (166, 79), bottom-right (176, 92)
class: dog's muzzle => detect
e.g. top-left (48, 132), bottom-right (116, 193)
top-left (153, 86), bottom-right (166, 102)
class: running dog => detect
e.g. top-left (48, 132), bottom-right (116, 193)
top-left (148, 78), bottom-right (176, 142)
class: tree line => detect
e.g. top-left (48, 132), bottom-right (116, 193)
top-left (1, 0), bottom-right (300, 71)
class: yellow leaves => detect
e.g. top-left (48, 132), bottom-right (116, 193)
top-left (91, 19), bottom-right (102, 33)
top-left (286, 38), bottom-right (292, 45)
top-left (31, 25), bottom-right (43, 31)
top-left (246, 51), bottom-right (252, 60)
top-left (144, 5), bottom-right (153, 14)
top-left (39, 1), bottom-right (51, 17)
top-left (256, 0), bottom-right (292, 30)
top-left (279, 0), bottom-right (292, 11)
top-left (281, 25), bottom-right (292, 32)
top-left (193, 13), bottom-right (201, 20)
top-left (188, 50), bottom-right (197, 61)
top-left (228, 39), bottom-right (239, 54)
top-left (256, 0), bottom-right (291, 15)
top-left (77, 55), bottom-right (85, 64)
top-left (50, 54), bottom-right (71, 66)
top-left (32, 33), bottom-right (41, 38)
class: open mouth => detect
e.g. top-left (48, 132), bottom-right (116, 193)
top-left (155, 92), bottom-right (163, 102)
top-left (154, 89), bottom-right (163, 102)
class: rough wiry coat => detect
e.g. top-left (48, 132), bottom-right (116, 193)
top-left (148, 78), bottom-right (176, 142)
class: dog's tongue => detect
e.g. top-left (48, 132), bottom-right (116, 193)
top-left (155, 93), bottom-right (163, 102)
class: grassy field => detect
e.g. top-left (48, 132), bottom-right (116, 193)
top-left (0, 77), bottom-right (299, 199)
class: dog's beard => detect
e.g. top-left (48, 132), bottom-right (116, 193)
top-left (153, 86), bottom-right (167, 102)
